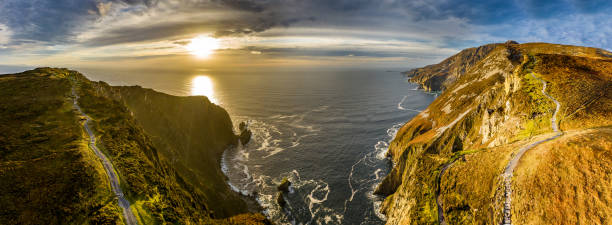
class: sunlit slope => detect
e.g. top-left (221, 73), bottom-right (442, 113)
top-left (0, 68), bottom-right (268, 224)
top-left (378, 42), bottom-right (612, 224)
top-left (403, 42), bottom-right (503, 92)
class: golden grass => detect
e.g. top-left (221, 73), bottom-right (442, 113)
top-left (380, 42), bottom-right (612, 224)
top-left (532, 53), bottom-right (612, 130)
top-left (513, 127), bottom-right (612, 225)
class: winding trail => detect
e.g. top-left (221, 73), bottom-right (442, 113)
top-left (435, 73), bottom-right (562, 225)
top-left (501, 73), bottom-right (562, 225)
top-left (71, 85), bottom-right (138, 225)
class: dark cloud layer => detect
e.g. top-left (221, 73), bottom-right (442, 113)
top-left (1, 0), bottom-right (611, 50)
top-left (0, 0), bottom-right (98, 43)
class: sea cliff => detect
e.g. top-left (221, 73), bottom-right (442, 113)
top-left (0, 68), bottom-right (268, 224)
top-left (378, 42), bottom-right (612, 224)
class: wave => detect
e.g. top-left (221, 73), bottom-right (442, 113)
top-left (224, 102), bottom-right (411, 224)
top-left (245, 170), bottom-right (345, 225)
top-left (342, 121), bottom-right (404, 222)
top-left (397, 95), bottom-right (423, 112)
top-left (221, 145), bottom-right (253, 196)
top-left (223, 105), bottom-right (352, 224)
top-left (224, 105), bottom-right (405, 224)
top-left (250, 106), bottom-right (328, 158)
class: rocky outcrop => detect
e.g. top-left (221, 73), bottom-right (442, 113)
top-left (276, 192), bottom-right (287, 207)
top-left (277, 177), bottom-right (291, 192)
top-left (239, 121), bottom-right (253, 145)
top-left (380, 43), bottom-right (612, 224)
top-left (276, 177), bottom-right (291, 207)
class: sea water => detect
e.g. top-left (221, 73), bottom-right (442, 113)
top-left (82, 69), bottom-right (435, 225)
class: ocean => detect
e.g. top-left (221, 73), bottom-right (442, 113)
top-left (81, 69), bottom-right (436, 225)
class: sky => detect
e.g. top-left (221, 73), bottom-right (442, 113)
top-left (0, 0), bottom-right (611, 72)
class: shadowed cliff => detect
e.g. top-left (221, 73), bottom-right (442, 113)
top-left (0, 68), bottom-right (269, 224)
top-left (109, 85), bottom-right (256, 217)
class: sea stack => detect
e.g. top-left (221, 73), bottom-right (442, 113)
top-left (239, 121), bottom-right (252, 145)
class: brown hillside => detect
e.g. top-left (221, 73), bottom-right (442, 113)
top-left (379, 42), bottom-right (612, 225)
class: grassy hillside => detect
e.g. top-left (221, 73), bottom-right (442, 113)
top-left (513, 128), bottom-right (611, 225)
top-left (90, 83), bottom-right (252, 217)
top-left (0, 69), bottom-right (122, 224)
top-left (378, 42), bottom-right (612, 224)
top-left (0, 68), bottom-right (269, 224)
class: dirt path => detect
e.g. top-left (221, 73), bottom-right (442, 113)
top-left (71, 85), bottom-right (138, 225)
top-left (501, 73), bottom-right (562, 225)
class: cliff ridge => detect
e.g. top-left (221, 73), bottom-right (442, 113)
top-left (379, 42), bottom-right (612, 224)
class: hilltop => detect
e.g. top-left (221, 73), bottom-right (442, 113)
top-left (378, 42), bottom-right (612, 224)
top-left (0, 68), bottom-right (268, 224)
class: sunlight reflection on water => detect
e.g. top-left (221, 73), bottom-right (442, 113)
top-left (191, 75), bottom-right (217, 103)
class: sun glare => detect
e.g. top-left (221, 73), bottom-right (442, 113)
top-left (191, 75), bottom-right (216, 103)
top-left (186, 36), bottom-right (220, 58)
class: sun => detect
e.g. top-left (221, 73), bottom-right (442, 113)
top-left (186, 36), bottom-right (220, 58)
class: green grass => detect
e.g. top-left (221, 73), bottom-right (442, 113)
top-left (0, 68), bottom-right (121, 224)
top-left (74, 76), bottom-right (209, 224)
top-left (111, 86), bottom-right (249, 217)
top-left (514, 118), bottom-right (551, 140)
top-left (130, 193), bottom-right (160, 225)
top-left (511, 55), bottom-right (555, 142)
top-left (0, 68), bottom-right (269, 224)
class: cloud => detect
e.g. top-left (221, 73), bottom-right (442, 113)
top-left (0, 23), bottom-right (12, 45)
top-left (95, 1), bottom-right (113, 16)
top-left (4, 0), bottom-right (612, 48)
top-left (0, 0), bottom-right (99, 43)
top-left (1, 0), bottom-right (611, 69)
top-left (476, 11), bottom-right (612, 50)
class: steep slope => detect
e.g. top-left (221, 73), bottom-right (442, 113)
top-left (0, 68), bottom-right (121, 224)
top-left (377, 42), bottom-right (612, 224)
top-left (89, 83), bottom-right (254, 217)
top-left (0, 68), bottom-right (268, 224)
top-left (403, 42), bottom-right (510, 92)
top-left (71, 84), bottom-right (138, 225)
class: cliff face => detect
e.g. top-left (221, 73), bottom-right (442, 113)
top-left (108, 85), bottom-right (252, 217)
top-left (0, 68), bottom-right (267, 224)
top-left (403, 42), bottom-right (507, 92)
top-left (378, 43), bottom-right (612, 224)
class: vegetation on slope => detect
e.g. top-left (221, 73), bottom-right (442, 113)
top-left (109, 85), bottom-right (252, 217)
top-left (403, 42), bottom-right (506, 92)
top-left (512, 128), bottom-right (611, 225)
top-left (0, 68), bottom-right (122, 224)
top-left (378, 42), bottom-right (612, 224)
top-left (0, 68), bottom-right (269, 224)
top-left (76, 73), bottom-right (213, 224)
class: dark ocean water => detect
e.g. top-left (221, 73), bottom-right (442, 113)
top-left (82, 69), bottom-right (436, 225)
